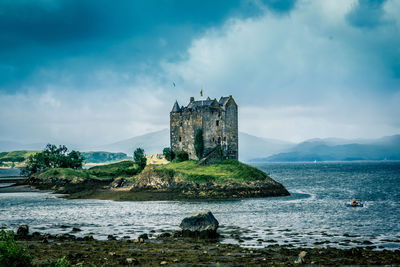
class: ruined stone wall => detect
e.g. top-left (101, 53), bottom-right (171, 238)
top-left (222, 101), bottom-right (238, 159)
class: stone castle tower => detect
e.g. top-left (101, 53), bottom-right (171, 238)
top-left (170, 95), bottom-right (238, 160)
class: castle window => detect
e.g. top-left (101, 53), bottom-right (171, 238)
top-left (218, 137), bottom-right (221, 143)
top-left (179, 136), bottom-right (182, 142)
top-left (223, 136), bottom-right (226, 142)
top-left (212, 137), bottom-right (215, 142)
top-left (216, 120), bottom-right (219, 126)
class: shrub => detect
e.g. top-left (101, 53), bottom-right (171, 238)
top-left (162, 147), bottom-right (175, 161)
top-left (175, 151), bottom-right (189, 162)
top-left (134, 148), bottom-right (147, 170)
top-left (0, 230), bottom-right (32, 267)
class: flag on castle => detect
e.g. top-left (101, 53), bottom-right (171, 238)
top-left (200, 89), bottom-right (203, 97)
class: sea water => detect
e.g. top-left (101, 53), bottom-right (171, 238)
top-left (0, 162), bottom-right (399, 250)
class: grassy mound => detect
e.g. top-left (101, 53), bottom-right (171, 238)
top-left (154, 159), bottom-right (270, 184)
top-left (33, 168), bottom-right (100, 183)
top-left (31, 160), bottom-right (139, 184)
top-left (88, 160), bottom-right (139, 178)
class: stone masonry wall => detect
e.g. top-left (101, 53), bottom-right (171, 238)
top-left (170, 96), bottom-right (238, 161)
top-left (170, 110), bottom-right (202, 160)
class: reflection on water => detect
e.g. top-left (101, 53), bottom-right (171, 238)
top-left (0, 162), bottom-right (399, 250)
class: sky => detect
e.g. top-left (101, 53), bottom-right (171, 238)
top-left (0, 0), bottom-right (399, 146)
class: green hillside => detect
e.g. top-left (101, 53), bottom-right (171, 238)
top-left (0, 150), bottom-right (40, 167)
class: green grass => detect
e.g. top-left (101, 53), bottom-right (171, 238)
top-left (154, 159), bottom-right (268, 184)
top-left (35, 168), bottom-right (101, 182)
top-left (31, 160), bottom-right (139, 184)
top-left (88, 160), bottom-right (139, 178)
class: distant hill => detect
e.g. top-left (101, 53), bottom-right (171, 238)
top-left (0, 150), bottom-right (40, 167)
top-left (93, 129), bottom-right (294, 161)
top-left (94, 129), bottom-right (170, 155)
top-left (0, 141), bottom-right (46, 152)
top-left (81, 152), bottom-right (130, 163)
top-left (251, 135), bottom-right (400, 162)
top-left (238, 132), bottom-right (294, 161)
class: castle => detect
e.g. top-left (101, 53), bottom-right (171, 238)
top-left (170, 95), bottom-right (238, 161)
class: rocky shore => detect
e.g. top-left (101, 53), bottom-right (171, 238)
top-left (5, 212), bottom-right (399, 266)
top-left (13, 230), bottom-right (400, 266)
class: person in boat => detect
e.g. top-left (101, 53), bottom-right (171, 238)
top-left (351, 198), bottom-right (359, 206)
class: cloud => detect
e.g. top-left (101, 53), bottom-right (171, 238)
top-left (346, 0), bottom-right (388, 28)
top-left (260, 0), bottom-right (298, 14)
top-left (162, 0), bottom-right (400, 140)
top-left (0, 0), bottom-right (399, 146)
top-left (0, 0), bottom-right (265, 93)
top-left (0, 80), bottom-right (172, 146)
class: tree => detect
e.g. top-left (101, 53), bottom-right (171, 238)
top-left (162, 147), bottom-right (175, 161)
top-left (21, 144), bottom-right (84, 176)
top-left (194, 129), bottom-right (204, 159)
top-left (134, 148), bottom-right (147, 170)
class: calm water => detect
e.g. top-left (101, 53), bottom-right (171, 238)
top-left (0, 162), bottom-right (399, 250)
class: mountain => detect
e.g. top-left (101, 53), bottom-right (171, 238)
top-left (252, 135), bottom-right (400, 162)
top-left (93, 130), bottom-right (294, 160)
top-left (93, 129), bottom-right (170, 155)
top-left (0, 141), bottom-right (47, 152)
top-left (238, 132), bottom-right (294, 161)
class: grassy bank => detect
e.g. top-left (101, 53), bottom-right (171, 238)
top-left (154, 159), bottom-right (269, 184)
top-left (31, 160), bottom-right (139, 183)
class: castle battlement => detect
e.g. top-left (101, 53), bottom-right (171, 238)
top-left (170, 95), bottom-right (238, 160)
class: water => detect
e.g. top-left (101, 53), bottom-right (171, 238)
top-left (0, 168), bottom-right (21, 177)
top-left (0, 162), bottom-right (399, 250)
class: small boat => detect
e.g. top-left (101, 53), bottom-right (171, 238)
top-left (345, 203), bottom-right (363, 207)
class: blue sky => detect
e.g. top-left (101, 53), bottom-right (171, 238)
top-left (0, 0), bottom-right (399, 146)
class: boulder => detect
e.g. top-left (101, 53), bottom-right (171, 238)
top-left (16, 225), bottom-right (29, 237)
top-left (179, 211), bottom-right (219, 238)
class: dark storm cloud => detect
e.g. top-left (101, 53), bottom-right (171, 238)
top-left (0, 0), bottom-right (267, 92)
top-left (346, 0), bottom-right (388, 28)
top-left (261, 0), bottom-right (297, 14)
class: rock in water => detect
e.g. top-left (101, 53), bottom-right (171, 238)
top-left (17, 225), bottom-right (29, 237)
top-left (179, 211), bottom-right (219, 238)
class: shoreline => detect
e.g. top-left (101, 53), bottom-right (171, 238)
top-left (12, 231), bottom-right (400, 266)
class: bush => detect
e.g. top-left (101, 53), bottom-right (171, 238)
top-left (0, 230), bottom-right (32, 267)
top-left (162, 147), bottom-right (175, 161)
top-left (174, 151), bottom-right (189, 162)
top-left (134, 148), bottom-right (147, 170)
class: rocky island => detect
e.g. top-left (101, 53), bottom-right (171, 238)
top-left (26, 159), bottom-right (289, 201)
